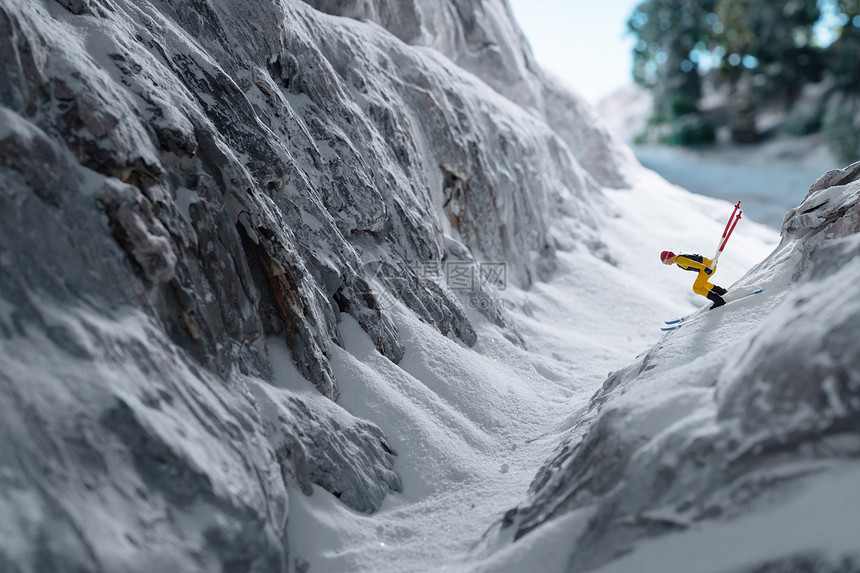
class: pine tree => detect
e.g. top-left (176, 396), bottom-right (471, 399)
top-left (711, 0), bottom-right (821, 141)
top-left (629, 0), bottom-right (717, 124)
top-left (823, 0), bottom-right (860, 163)
top-left (628, 0), bottom-right (830, 146)
top-left (828, 0), bottom-right (860, 93)
top-left (744, 0), bottom-right (822, 107)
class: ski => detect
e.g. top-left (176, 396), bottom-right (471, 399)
top-left (662, 316), bottom-right (689, 331)
top-left (662, 319), bottom-right (686, 331)
top-left (661, 288), bottom-right (763, 331)
top-left (736, 288), bottom-right (763, 299)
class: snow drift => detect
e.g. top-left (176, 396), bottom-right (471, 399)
top-left (499, 161), bottom-right (860, 572)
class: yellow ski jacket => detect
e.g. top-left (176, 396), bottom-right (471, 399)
top-left (674, 254), bottom-right (714, 273)
top-left (674, 254), bottom-right (717, 297)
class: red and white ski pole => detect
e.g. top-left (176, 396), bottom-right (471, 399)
top-left (710, 201), bottom-right (742, 270)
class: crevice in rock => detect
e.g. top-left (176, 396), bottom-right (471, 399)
top-left (237, 223), bottom-right (286, 337)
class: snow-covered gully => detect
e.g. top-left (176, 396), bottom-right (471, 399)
top-left (281, 168), bottom-right (780, 572)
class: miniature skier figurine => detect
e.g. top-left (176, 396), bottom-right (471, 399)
top-left (660, 251), bottom-right (728, 309)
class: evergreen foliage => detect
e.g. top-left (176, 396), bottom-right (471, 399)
top-left (628, 0), bottom-right (860, 161)
top-left (629, 0), bottom-right (717, 123)
top-left (827, 0), bottom-right (860, 92)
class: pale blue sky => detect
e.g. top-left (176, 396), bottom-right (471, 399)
top-left (509, 0), bottom-right (642, 104)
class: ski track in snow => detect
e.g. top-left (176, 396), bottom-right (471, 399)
top-left (275, 167), bottom-right (780, 573)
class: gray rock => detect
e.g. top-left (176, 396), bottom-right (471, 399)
top-left (806, 159), bottom-right (860, 196)
top-left (1, 0), bottom-right (622, 570)
top-left (298, 0), bottom-right (635, 190)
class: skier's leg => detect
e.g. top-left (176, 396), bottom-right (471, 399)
top-left (694, 271), bottom-right (725, 308)
top-left (707, 290), bottom-right (726, 309)
top-left (692, 271), bottom-right (714, 297)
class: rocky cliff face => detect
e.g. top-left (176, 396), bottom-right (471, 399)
top-left (302, 0), bottom-right (542, 109)
top-left (0, 0), bottom-right (627, 571)
top-left (499, 161), bottom-right (860, 572)
top-left (301, 0), bottom-right (636, 189)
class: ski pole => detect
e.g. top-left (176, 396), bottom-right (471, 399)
top-left (721, 201), bottom-right (742, 241)
top-left (710, 201), bottom-right (742, 270)
top-left (720, 210), bottom-right (742, 251)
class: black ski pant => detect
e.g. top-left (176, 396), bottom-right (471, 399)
top-left (707, 285), bottom-right (727, 309)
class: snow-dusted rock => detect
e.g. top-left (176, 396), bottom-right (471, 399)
top-left (301, 0), bottom-right (544, 110)
top-left (300, 0), bottom-right (637, 189)
top-left (0, 0), bottom-right (631, 570)
top-left (499, 162), bottom-right (860, 572)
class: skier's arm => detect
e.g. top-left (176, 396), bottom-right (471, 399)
top-left (676, 255), bottom-right (715, 273)
top-left (675, 255), bottom-right (706, 270)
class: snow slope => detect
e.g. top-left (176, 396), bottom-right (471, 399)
top-left (496, 162), bottom-right (860, 573)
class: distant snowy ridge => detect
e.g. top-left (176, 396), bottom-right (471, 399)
top-left (0, 0), bottom-right (638, 571)
top-left (497, 161), bottom-right (860, 572)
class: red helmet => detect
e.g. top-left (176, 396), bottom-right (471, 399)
top-left (660, 250), bottom-right (675, 263)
